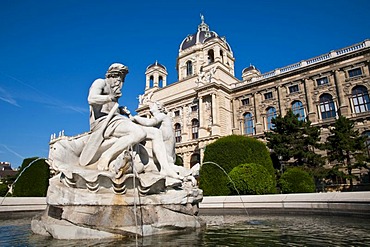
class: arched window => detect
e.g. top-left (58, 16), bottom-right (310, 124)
top-left (208, 50), bottom-right (214, 64)
top-left (159, 76), bottom-right (163, 87)
top-left (244, 112), bottom-right (254, 135)
top-left (190, 153), bottom-right (200, 168)
top-left (174, 123), bottom-right (182, 143)
top-left (292, 101), bottom-right (305, 121)
top-left (191, 119), bottom-right (199, 139)
top-left (352, 85), bottom-right (370, 113)
top-left (319, 94), bottom-right (336, 119)
top-left (266, 107), bottom-right (276, 130)
top-left (186, 61), bottom-right (193, 76)
top-left (149, 75), bottom-right (154, 87)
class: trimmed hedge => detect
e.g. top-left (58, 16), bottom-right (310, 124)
top-left (200, 135), bottom-right (274, 196)
top-left (0, 183), bottom-right (9, 197)
top-left (228, 163), bottom-right (276, 195)
top-left (12, 157), bottom-right (50, 197)
top-left (279, 167), bottom-right (315, 193)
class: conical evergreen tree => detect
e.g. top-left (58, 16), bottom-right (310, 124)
top-left (325, 116), bottom-right (369, 188)
top-left (265, 110), bottom-right (324, 169)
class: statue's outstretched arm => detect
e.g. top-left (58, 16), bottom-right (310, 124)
top-left (133, 116), bottom-right (159, 126)
top-left (133, 113), bottom-right (165, 127)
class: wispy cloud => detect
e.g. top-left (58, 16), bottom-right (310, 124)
top-left (1, 144), bottom-right (25, 160)
top-left (0, 71), bottom-right (88, 114)
top-left (62, 105), bottom-right (88, 114)
top-left (0, 86), bottom-right (20, 107)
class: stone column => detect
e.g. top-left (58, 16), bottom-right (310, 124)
top-left (153, 72), bottom-right (159, 88)
top-left (162, 76), bottom-right (167, 87)
top-left (145, 74), bottom-right (150, 89)
top-left (211, 93), bottom-right (221, 135)
top-left (211, 94), bottom-right (218, 125)
top-left (276, 86), bottom-right (283, 116)
top-left (334, 69), bottom-right (349, 116)
top-left (181, 106), bottom-right (188, 142)
top-left (199, 96), bottom-right (208, 137)
top-left (254, 92), bottom-right (263, 134)
top-left (214, 46), bottom-right (221, 63)
top-left (183, 152), bottom-right (191, 169)
top-left (303, 78), bottom-right (317, 122)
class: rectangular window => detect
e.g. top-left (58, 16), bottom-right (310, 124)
top-left (289, 85), bottom-right (299, 94)
top-left (174, 110), bottom-right (180, 117)
top-left (241, 98), bottom-right (250, 106)
top-left (348, 68), bottom-right (362, 78)
top-left (191, 105), bottom-right (198, 112)
top-left (264, 92), bottom-right (273, 100)
top-left (316, 77), bottom-right (329, 86)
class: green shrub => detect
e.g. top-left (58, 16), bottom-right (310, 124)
top-left (228, 163), bottom-right (276, 195)
top-left (12, 157), bottom-right (50, 197)
top-left (279, 167), bottom-right (315, 193)
top-left (200, 135), bottom-right (275, 196)
top-left (0, 183), bottom-right (9, 197)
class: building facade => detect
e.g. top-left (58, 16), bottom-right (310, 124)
top-left (0, 161), bottom-right (17, 180)
top-left (136, 17), bottom-right (370, 171)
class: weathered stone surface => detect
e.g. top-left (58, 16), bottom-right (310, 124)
top-left (32, 173), bottom-right (204, 239)
top-left (32, 63), bottom-right (204, 239)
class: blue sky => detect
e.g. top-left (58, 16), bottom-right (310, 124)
top-left (1, 0), bottom-right (370, 168)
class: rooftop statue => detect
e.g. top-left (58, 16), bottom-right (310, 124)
top-left (31, 63), bottom-right (203, 239)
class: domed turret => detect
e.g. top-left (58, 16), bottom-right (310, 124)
top-left (146, 61), bottom-right (167, 71)
top-left (242, 65), bottom-right (261, 82)
top-left (145, 61), bottom-right (168, 90)
top-left (179, 15), bottom-right (232, 52)
top-left (176, 15), bottom-right (235, 81)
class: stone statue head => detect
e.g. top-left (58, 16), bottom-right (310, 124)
top-left (106, 63), bottom-right (129, 78)
top-left (151, 101), bottom-right (167, 114)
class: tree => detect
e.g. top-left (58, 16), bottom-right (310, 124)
top-left (325, 116), bottom-right (369, 188)
top-left (199, 135), bottom-right (275, 196)
top-left (265, 110), bottom-right (324, 170)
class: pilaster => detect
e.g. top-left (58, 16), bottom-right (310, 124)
top-left (334, 69), bottom-right (349, 116)
top-left (304, 78), bottom-right (317, 122)
top-left (211, 93), bottom-right (221, 135)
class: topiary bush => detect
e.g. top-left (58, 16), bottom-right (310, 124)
top-left (228, 163), bottom-right (276, 195)
top-left (279, 167), bottom-right (315, 193)
top-left (12, 157), bottom-right (50, 197)
top-left (199, 135), bottom-right (275, 196)
top-left (0, 183), bottom-right (9, 197)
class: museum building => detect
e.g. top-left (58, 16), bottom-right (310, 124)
top-left (136, 17), bottom-right (370, 172)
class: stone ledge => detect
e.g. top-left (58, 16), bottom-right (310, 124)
top-left (199, 192), bottom-right (370, 217)
top-left (0, 197), bottom-right (46, 212)
top-left (2, 191), bottom-right (370, 216)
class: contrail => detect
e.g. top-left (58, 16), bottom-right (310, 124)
top-left (0, 86), bottom-right (20, 107)
top-left (1, 144), bottom-right (25, 160)
top-left (0, 71), bottom-right (43, 94)
top-left (0, 71), bottom-right (88, 114)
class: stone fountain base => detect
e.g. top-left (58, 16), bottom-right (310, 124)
top-left (31, 174), bottom-right (204, 239)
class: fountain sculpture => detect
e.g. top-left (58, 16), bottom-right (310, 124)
top-left (31, 63), bottom-right (203, 239)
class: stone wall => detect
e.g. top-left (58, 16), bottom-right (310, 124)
top-left (2, 192), bottom-right (370, 217)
